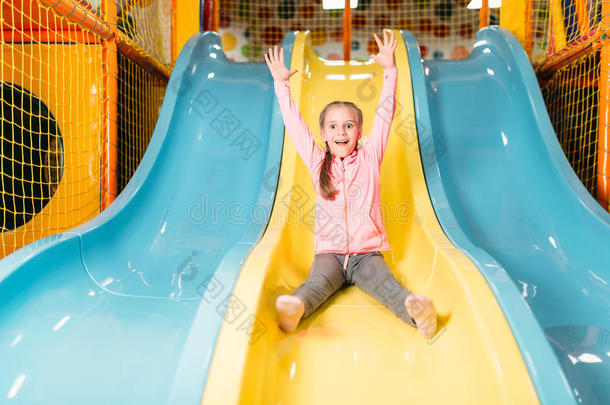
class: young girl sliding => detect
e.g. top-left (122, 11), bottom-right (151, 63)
top-left (264, 30), bottom-right (437, 339)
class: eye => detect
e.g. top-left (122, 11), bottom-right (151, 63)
top-left (330, 124), bottom-right (336, 129)
top-left (346, 123), bottom-right (353, 129)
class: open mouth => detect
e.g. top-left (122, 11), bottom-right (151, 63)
top-left (335, 140), bottom-right (349, 145)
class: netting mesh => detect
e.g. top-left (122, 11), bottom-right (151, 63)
top-left (529, 0), bottom-right (607, 209)
top-left (541, 50), bottom-right (600, 197)
top-left (218, 0), bottom-right (500, 62)
top-left (529, 0), bottom-right (551, 64)
top-left (117, 51), bottom-right (166, 191)
top-left (116, 0), bottom-right (173, 65)
top-left (1, 0), bottom-right (170, 258)
top-left (529, 0), bottom-right (602, 64)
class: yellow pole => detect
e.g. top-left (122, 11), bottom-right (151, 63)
top-left (575, 0), bottom-right (590, 38)
top-left (525, 0), bottom-right (533, 60)
top-left (171, 0), bottom-right (177, 66)
top-left (173, 0), bottom-right (199, 63)
top-left (550, 0), bottom-right (567, 50)
top-left (499, 0), bottom-right (528, 51)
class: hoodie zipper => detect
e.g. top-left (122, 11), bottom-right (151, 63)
top-left (339, 159), bottom-right (394, 268)
top-left (342, 160), bottom-right (349, 271)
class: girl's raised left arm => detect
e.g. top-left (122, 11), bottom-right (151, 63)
top-left (366, 30), bottom-right (398, 165)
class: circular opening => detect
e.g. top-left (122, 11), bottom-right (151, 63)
top-left (1, 82), bottom-right (64, 232)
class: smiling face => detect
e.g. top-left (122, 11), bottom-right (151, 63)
top-left (320, 105), bottom-right (362, 159)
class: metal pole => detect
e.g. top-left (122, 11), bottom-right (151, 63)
top-left (343, 0), bottom-right (351, 61)
top-left (479, 0), bottom-right (490, 29)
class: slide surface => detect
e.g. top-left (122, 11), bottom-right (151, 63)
top-left (0, 32), bottom-right (287, 404)
top-left (201, 31), bottom-right (539, 405)
top-left (407, 26), bottom-right (610, 405)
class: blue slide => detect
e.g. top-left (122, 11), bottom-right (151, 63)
top-left (406, 26), bottom-right (610, 405)
top-left (0, 32), bottom-right (290, 404)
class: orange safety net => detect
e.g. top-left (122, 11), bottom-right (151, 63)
top-left (541, 50), bottom-right (600, 198)
top-left (528, 0), bottom-right (602, 65)
top-left (116, 51), bottom-right (166, 191)
top-left (0, 0), bottom-right (170, 258)
top-left (529, 1), bottom-right (607, 209)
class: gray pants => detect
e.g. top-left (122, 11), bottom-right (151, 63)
top-left (293, 251), bottom-right (416, 326)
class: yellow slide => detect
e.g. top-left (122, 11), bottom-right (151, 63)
top-left (201, 32), bottom-right (539, 404)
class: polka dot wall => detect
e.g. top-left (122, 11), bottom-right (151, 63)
top-left (218, 0), bottom-right (499, 62)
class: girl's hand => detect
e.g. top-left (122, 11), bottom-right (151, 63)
top-left (370, 29), bottom-right (397, 69)
top-left (264, 45), bottom-right (298, 82)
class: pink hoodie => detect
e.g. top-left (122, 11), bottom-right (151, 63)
top-left (273, 67), bottom-right (398, 270)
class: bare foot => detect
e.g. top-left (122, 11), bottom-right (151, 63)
top-left (405, 294), bottom-right (437, 339)
top-left (276, 295), bottom-right (305, 333)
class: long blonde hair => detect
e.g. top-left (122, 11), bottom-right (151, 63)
top-left (318, 101), bottom-right (363, 200)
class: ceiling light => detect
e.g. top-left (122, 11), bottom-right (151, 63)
top-left (323, 0), bottom-right (359, 10)
top-left (467, 0), bottom-right (502, 9)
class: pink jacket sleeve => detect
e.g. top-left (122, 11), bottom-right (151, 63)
top-left (365, 67), bottom-right (398, 165)
top-left (273, 80), bottom-right (323, 173)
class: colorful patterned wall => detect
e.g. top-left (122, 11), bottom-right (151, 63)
top-left (217, 0), bottom-right (499, 62)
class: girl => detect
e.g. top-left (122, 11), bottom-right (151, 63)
top-left (264, 30), bottom-right (437, 339)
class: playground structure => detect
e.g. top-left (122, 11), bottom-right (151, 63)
top-left (1, 1), bottom-right (609, 404)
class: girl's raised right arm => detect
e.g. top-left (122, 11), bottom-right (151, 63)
top-left (266, 46), bottom-right (322, 173)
